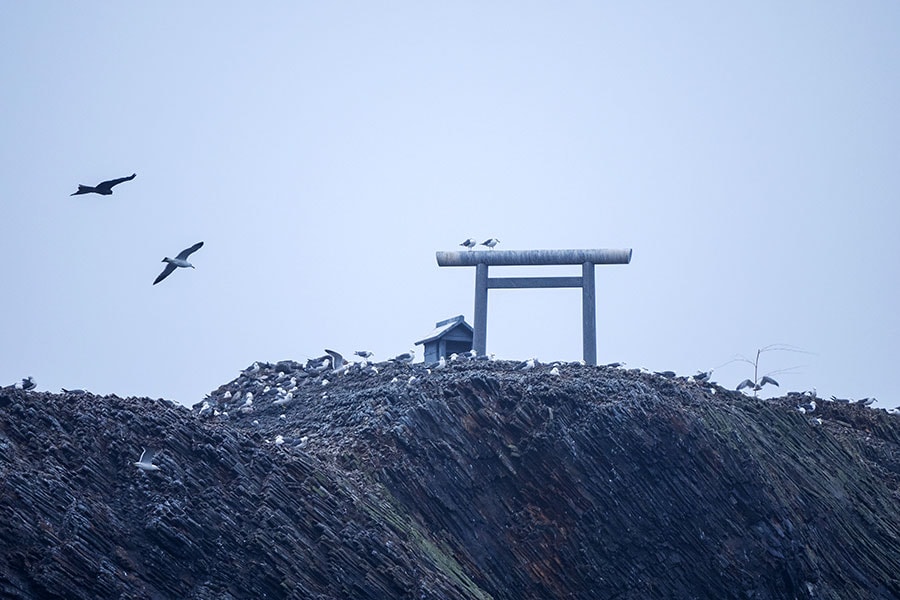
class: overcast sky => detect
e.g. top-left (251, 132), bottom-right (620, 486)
top-left (3, 3), bottom-right (898, 407)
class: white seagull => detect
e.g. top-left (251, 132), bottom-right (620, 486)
top-left (154, 241), bottom-right (204, 285)
top-left (134, 448), bottom-right (161, 472)
top-left (736, 379), bottom-right (756, 392)
top-left (460, 238), bottom-right (477, 250)
top-left (273, 392), bottom-right (293, 406)
top-left (480, 238), bottom-right (500, 249)
top-left (515, 358), bottom-right (536, 371)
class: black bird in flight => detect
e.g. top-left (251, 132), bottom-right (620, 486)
top-left (153, 241), bottom-right (204, 285)
top-left (71, 173), bottom-right (136, 196)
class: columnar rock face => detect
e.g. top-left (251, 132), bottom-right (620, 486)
top-left (1, 361), bottom-right (898, 599)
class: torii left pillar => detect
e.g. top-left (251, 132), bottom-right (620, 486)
top-left (436, 248), bottom-right (633, 365)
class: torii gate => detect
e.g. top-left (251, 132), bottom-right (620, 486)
top-left (435, 248), bottom-right (632, 364)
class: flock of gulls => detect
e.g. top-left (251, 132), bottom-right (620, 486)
top-left (5, 351), bottom-right (896, 474)
top-left (193, 351), bottom-right (593, 445)
top-left (181, 353), bottom-right (899, 460)
top-left (133, 354), bottom-right (887, 471)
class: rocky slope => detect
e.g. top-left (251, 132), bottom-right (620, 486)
top-left (1, 359), bottom-right (898, 599)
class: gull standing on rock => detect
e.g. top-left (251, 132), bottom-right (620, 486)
top-left (515, 358), bottom-right (536, 371)
top-left (391, 349), bottom-right (415, 364)
top-left (693, 371), bottom-right (712, 383)
top-left (153, 241), bottom-right (204, 285)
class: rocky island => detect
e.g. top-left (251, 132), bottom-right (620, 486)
top-left (1, 359), bottom-right (898, 599)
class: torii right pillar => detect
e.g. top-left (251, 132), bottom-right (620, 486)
top-left (435, 248), bottom-right (633, 365)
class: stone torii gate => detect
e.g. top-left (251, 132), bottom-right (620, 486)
top-left (435, 248), bottom-right (632, 365)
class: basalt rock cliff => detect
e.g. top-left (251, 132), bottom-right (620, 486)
top-left (1, 360), bottom-right (898, 599)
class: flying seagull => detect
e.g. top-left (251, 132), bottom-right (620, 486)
top-left (480, 238), bottom-right (500, 249)
top-left (134, 448), bottom-right (160, 472)
top-left (759, 375), bottom-right (779, 388)
top-left (153, 241), bottom-right (204, 285)
top-left (460, 238), bottom-right (477, 250)
top-left (324, 349), bottom-right (344, 370)
top-left (736, 379), bottom-right (756, 392)
top-left (71, 173), bottom-right (136, 196)
top-left (737, 375), bottom-right (779, 392)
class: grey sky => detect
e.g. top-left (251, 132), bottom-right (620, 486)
top-left (3, 3), bottom-right (898, 407)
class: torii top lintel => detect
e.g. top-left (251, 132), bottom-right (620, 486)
top-left (435, 247), bottom-right (633, 364)
top-left (435, 248), bottom-right (633, 267)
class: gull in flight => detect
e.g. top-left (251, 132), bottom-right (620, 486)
top-left (134, 448), bottom-right (161, 472)
top-left (71, 173), bottom-right (136, 196)
top-left (325, 349), bottom-right (344, 370)
top-left (736, 375), bottom-right (779, 392)
top-left (153, 241), bottom-right (204, 285)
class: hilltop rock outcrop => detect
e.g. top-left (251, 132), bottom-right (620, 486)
top-left (1, 360), bottom-right (898, 599)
